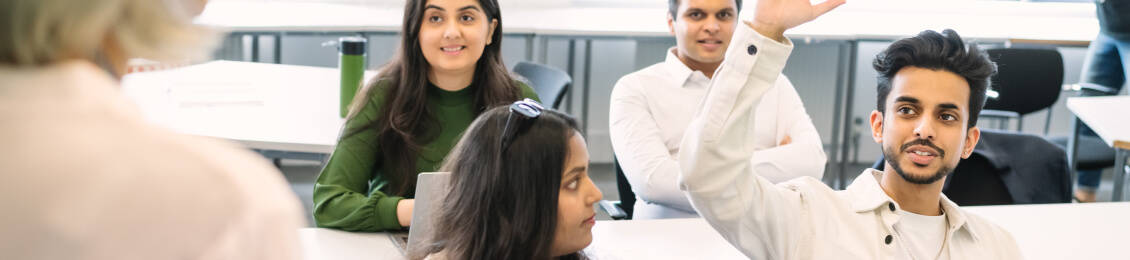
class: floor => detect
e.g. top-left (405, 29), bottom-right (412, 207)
top-left (280, 160), bottom-right (1117, 226)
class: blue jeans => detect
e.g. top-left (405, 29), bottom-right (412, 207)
top-left (1076, 32), bottom-right (1130, 191)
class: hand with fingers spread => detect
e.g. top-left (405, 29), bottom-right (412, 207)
top-left (746, 0), bottom-right (846, 42)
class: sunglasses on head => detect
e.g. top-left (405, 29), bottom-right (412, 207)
top-left (500, 98), bottom-right (544, 152)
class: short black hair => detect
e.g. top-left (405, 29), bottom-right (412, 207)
top-left (872, 29), bottom-right (996, 129)
top-left (668, 0), bottom-right (742, 21)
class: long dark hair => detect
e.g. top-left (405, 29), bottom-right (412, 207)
top-left (343, 0), bottom-right (520, 196)
top-left (412, 106), bottom-right (584, 260)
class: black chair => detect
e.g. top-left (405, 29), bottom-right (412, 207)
top-left (979, 48), bottom-right (1064, 133)
top-left (871, 129), bottom-right (1071, 206)
top-left (1048, 82), bottom-right (1120, 182)
top-left (597, 156), bottom-right (636, 220)
top-left (513, 61), bottom-right (571, 109)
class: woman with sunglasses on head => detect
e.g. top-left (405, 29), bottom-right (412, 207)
top-left (411, 99), bottom-right (603, 260)
top-left (313, 0), bottom-right (539, 232)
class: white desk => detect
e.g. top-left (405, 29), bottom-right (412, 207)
top-left (299, 228), bottom-right (403, 260)
top-left (197, 1), bottom-right (1097, 43)
top-left (299, 202), bottom-right (1130, 260)
top-left (297, 218), bottom-right (745, 260)
top-left (1067, 96), bottom-right (1130, 201)
top-left (121, 61), bottom-right (373, 158)
top-left (965, 202), bottom-right (1130, 260)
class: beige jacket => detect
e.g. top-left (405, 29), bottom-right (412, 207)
top-left (0, 62), bottom-right (305, 259)
top-left (676, 26), bottom-right (1023, 259)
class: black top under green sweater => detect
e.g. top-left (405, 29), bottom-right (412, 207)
top-left (312, 80), bottom-right (539, 231)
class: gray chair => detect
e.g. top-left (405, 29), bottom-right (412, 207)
top-left (513, 61), bottom-right (572, 109)
top-left (979, 47), bottom-right (1064, 133)
top-left (597, 156), bottom-right (635, 220)
top-left (1048, 82), bottom-right (1119, 180)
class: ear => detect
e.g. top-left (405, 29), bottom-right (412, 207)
top-left (961, 126), bottom-right (981, 159)
top-left (667, 14), bottom-right (676, 36)
top-left (487, 18), bottom-right (499, 45)
top-left (869, 110), bottom-right (884, 144)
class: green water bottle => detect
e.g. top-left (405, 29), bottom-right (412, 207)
top-left (339, 36), bottom-right (367, 118)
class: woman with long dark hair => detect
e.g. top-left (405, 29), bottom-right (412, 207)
top-left (413, 100), bottom-right (602, 260)
top-left (313, 0), bottom-right (539, 231)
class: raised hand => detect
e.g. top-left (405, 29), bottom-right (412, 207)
top-left (747, 0), bottom-right (846, 42)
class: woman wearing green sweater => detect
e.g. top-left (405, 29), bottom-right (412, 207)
top-left (313, 0), bottom-right (539, 231)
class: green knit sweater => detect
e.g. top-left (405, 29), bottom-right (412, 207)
top-left (312, 80), bottom-right (539, 231)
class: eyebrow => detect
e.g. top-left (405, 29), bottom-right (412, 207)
top-left (894, 96), bottom-right (920, 104)
top-left (424, 5), bottom-right (481, 12)
top-left (564, 166), bottom-right (587, 179)
top-left (938, 103), bottom-right (960, 111)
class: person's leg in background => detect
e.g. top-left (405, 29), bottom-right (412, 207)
top-left (1075, 33), bottom-right (1129, 202)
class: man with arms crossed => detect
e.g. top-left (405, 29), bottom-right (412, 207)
top-left (609, 0), bottom-right (826, 219)
top-left (677, 0), bottom-right (1023, 258)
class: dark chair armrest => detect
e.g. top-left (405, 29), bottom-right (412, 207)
top-left (598, 200), bottom-right (628, 220)
top-left (979, 109), bottom-right (1020, 120)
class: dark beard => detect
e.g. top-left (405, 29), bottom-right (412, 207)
top-left (882, 143), bottom-right (952, 185)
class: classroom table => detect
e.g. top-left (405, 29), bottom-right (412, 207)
top-left (298, 202), bottom-right (1130, 260)
top-left (1066, 96), bottom-right (1130, 201)
top-left (121, 60), bottom-right (374, 161)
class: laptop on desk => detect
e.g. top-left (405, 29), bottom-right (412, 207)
top-left (392, 172), bottom-right (451, 255)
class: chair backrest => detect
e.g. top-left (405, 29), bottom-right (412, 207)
top-left (983, 48), bottom-right (1064, 116)
top-left (513, 61), bottom-right (572, 109)
top-left (871, 129), bottom-right (1070, 205)
top-left (613, 156), bottom-right (636, 219)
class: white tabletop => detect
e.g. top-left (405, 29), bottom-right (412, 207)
top-left (1066, 96), bottom-right (1130, 150)
top-left (121, 61), bottom-right (373, 154)
top-left (197, 1), bottom-right (1098, 43)
top-left (298, 202), bottom-right (1130, 260)
top-left (299, 228), bottom-right (403, 260)
top-left (964, 202), bottom-right (1130, 260)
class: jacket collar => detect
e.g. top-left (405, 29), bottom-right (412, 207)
top-left (847, 169), bottom-right (982, 242)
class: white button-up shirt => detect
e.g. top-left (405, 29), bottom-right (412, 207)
top-left (610, 26), bottom-right (826, 219)
top-left (677, 24), bottom-right (1023, 259)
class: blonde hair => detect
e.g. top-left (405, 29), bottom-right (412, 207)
top-left (0, 0), bottom-right (217, 66)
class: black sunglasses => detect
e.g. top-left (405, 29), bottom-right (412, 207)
top-left (501, 98), bottom-right (544, 152)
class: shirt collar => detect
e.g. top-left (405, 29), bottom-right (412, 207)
top-left (662, 47), bottom-right (706, 88)
top-left (846, 169), bottom-right (982, 242)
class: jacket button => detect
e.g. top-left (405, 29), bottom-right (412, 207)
top-left (747, 45), bottom-right (758, 55)
top-left (885, 235), bottom-right (893, 244)
top-left (888, 202), bottom-right (896, 212)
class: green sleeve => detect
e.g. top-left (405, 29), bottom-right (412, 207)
top-left (312, 82), bottom-right (405, 232)
top-left (516, 81), bottom-right (541, 103)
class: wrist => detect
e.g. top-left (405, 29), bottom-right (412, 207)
top-left (745, 21), bottom-right (787, 43)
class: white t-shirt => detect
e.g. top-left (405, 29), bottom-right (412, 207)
top-left (895, 209), bottom-right (950, 260)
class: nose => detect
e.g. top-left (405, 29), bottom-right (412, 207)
top-left (442, 20), bottom-right (461, 40)
top-left (912, 117), bottom-right (936, 141)
top-left (586, 178), bottom-right (603, 205)
top-left (703, 18), bottom-right (720, 34)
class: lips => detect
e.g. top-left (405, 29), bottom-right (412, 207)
top-left (904, 146), bottom-right (939, 166)
top-left (441, 45), bottom-right (465, 55)
top-left (583, 213), bottom-right (596, 226)
top-left (697, 39), bottom-right (723, 51)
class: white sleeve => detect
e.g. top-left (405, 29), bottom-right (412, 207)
top-left (609, 75), bottom-right (696, 212)
top-left (677, 23), bottom-right (806, 259)
top-left (749, 76), bottom-right (827, 183)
